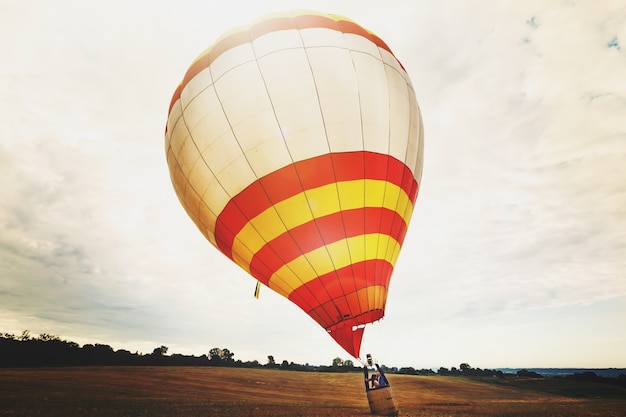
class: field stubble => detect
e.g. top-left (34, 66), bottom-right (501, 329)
top-left (0, 367), bottom-right (624, 416)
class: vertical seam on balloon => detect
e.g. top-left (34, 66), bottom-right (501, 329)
top-left (371, 45), bottom-right (393, 315)
top-left (368, 48), bottom-right (392, 322)
top-left (330, 27), bottom-right (361, 324)
top-left (377, 66), bottom-right (394, 312)
top-left (246, 24), bottom-right (303, 296)
top-left (390, 79), bottom-right (418, 302)
top-left (380, 64), bottom-right (417, 312)
top-left (339, 30), bottom-right (369, 326)
top-left (296, 17), bottom-right (357, 329)
top-left (327, 23), bottom-right (367, 329)
top-left (290, 17), bottom-right (340, 324)
top-left (415, 103), bottom-right (425, 182)
top-left (384, 61), bottom-right (416, 311)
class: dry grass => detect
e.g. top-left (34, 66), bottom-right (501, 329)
top-left (0, 367), bottom-right (624, 416)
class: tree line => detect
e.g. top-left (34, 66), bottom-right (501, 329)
top-left (0, 331), bottom-right (435, 373)
top-left (2, 331), bottom-right (625, 388)
top-left (0, 331), bottom-right (358, 371)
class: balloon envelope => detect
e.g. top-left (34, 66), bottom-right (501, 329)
top-left (165, 10), bottom-right (423, 358)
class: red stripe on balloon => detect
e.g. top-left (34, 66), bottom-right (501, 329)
top-left (288, 259), bottom-right (392, 328)
top-left (215, 152), bottom-right (417, 260)
top-left (248, 207), bottom-right (407, 285)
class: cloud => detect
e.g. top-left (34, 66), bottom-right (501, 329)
top-left (389, 0), bottom-right (626, 322)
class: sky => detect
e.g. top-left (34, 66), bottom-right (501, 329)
top-left (1, 0), bottom-right (625, 370)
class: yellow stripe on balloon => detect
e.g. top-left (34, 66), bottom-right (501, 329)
top-left (230, 179), bottom-right (413, 273)
top-left (268, 233), bottom-right (401, 298)
top-left (355, 285), bottom-right (387, 312)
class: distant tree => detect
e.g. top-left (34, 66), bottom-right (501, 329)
top-left (208, 347), bottom-right (236, 365)
top-left (19, 330), bottom-right (31, 341)
top-left (494, 370), bottom-right (505, 379)
top-left (575, 371), bottom-right (599, 381)
top-left (221, 348), bottom-right (234, 362)
top-left (517, 369), bottom-right (543, 379)
top-left (81, 343), bottom-right (115, 365)
top-left (267, 355), bottom-right (276, 367)
top-left (399, 366), bottom-right (417, 375)
top-left (114, 349), bottom-right (136, 365)
top-left (332, 357), bottom-right (344, 367)
top-left (343, 359), bottom-right (354, 368)
top-left (152, 346), bottom-right (169, 356)
top-left (209, 348), bottom-right (223, 363)
top-left (37, 333), bottom-right (61, 342)
top-left (417, 368), bottom-right (436, 376)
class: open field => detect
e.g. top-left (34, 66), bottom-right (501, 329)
top-left (1, 367), bottom-right (625, 416)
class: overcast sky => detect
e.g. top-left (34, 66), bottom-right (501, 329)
top-left (1, 0), bottom-right (625, 370)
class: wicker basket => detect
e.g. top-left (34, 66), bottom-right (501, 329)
top-left (366, 386), bottom-right (398, 416)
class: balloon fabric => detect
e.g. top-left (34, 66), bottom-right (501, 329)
top-left (165, 10), bottom-right (423, 358)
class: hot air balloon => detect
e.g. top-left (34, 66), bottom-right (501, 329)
top-left (165, 10), bottom-right (423, 360)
